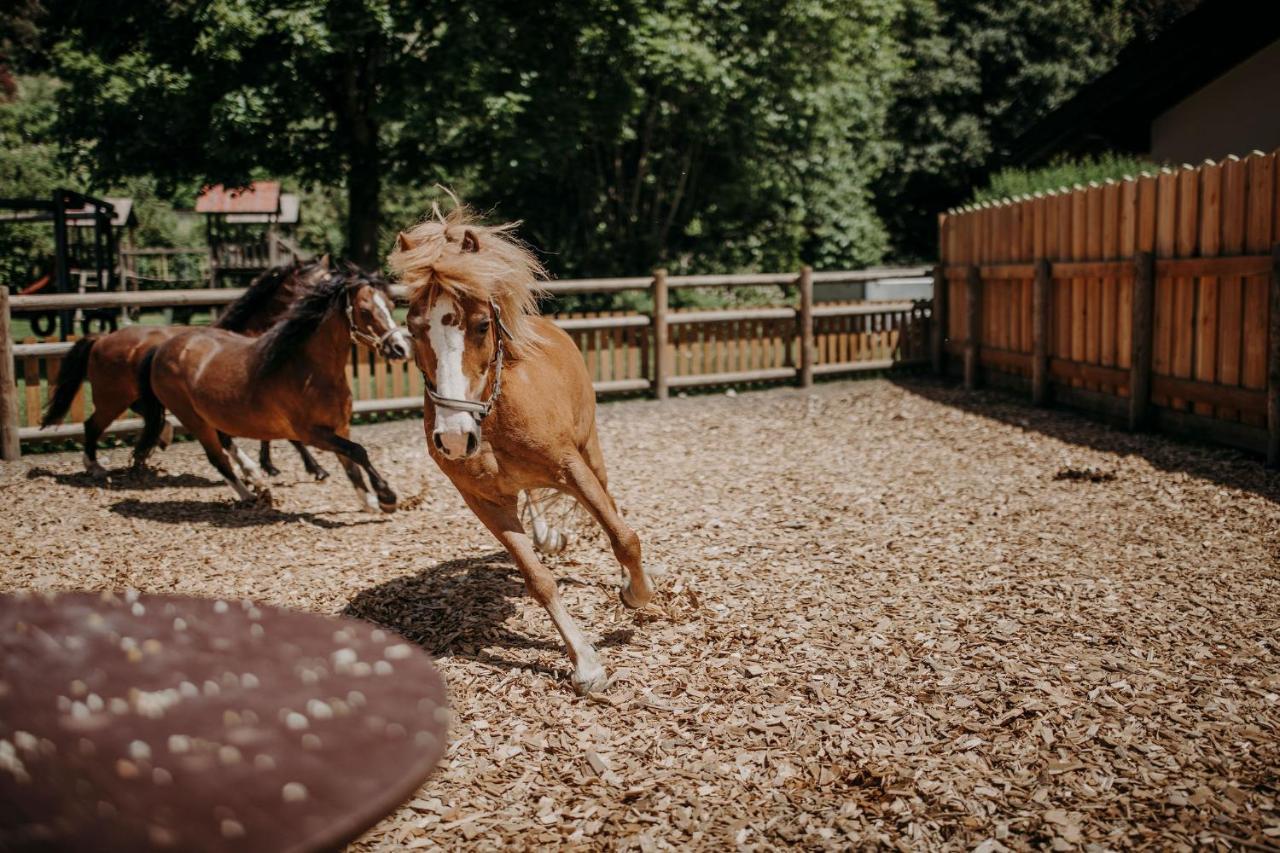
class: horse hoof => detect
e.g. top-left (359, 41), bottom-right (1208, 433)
top-left (572, 665), bottom-right (609, 696)
top-left (83, 459), bottom-right (108, 478)
top-left (379, 501), bottom-right (398, 514)
top-left (313, 469), bottom-right (330, 482)
top-left (619, 581), bottom-right (652, 610)
top-left (262, 465), bottom-right (282, 477)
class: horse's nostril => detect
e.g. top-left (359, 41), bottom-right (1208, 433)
top-left (432, 432), bottom-right (444, 452)
top-left (466, 432), bottom-right (478, 456)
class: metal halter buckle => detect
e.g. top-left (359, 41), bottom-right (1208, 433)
top-left (424, 301), bottom-right (508, 420)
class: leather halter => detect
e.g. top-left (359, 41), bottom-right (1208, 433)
top-left (345, 285), bottom-right (405, 350)
top-left (424, 301), bottom-right (509, 421)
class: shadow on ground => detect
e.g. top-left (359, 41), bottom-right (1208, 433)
top-left (345, 552), bottom-right (634, 678)
top-left (108, 497), bottom-right (384, 529)
top-left (891, 375), bottom-right (1280, 503)
top-left (27, 466), bottom-right (221, 490)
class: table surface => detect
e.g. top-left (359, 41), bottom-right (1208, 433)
top-left (0, 590), bottom-right (448, 852)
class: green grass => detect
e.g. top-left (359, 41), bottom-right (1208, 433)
top-left (969, 153), bottom-right (1158, 205)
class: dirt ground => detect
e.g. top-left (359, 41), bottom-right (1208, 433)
top-left (3, 377), bottom-right (1279, 850)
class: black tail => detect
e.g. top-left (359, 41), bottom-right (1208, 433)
top-left (41, 337), bottom-right (95, 427)
top-left (132, 348), bottom-right (167, 462)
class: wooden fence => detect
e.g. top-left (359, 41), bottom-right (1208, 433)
top-left (0, 267), bottom-right (931, 459)
top-left (936, 150), bottom-right (1280, 464)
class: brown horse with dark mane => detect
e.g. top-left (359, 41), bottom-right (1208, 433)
top-left (135, 265), bottom-right (410, 511)
top-left (391, 205), bottom-right (654, 694)
top-left (41, 258), bottom-right (334, 478)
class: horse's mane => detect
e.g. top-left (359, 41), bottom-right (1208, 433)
top-left (215, 260), bottom-right (312, 333)
top-left (255, 263), bottom-right (391, 376)
top-left (389, 202), bottom-right (546, 355)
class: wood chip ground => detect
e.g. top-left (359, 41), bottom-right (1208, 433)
top-left (2, 378), bottom-right (1279, 850)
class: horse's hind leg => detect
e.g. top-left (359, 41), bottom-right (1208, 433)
top-left (291, 441), bottom-right (329, 481)
top-left (220, 432), bottom-right (270, 493)
top-left (258, 441), bottom-right (281, 477)
top-left (462, 490), bottom-right (607, 695)
top-left (562, 452), bottom-right (653, 609)
top-left (82, 392), bottom-right (131, 476)
top-left (184, 424), bottom-right (257, 503)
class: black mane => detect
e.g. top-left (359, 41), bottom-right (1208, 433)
top-left (254, 263), bottom-right (390, 375)
top-left (215, 260), bottom-right (311, 333)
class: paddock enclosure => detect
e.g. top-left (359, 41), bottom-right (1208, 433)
top-left (3, 379), bottom-right (1277, 849)
top-left (937, 149), bottom-right (1280, 463)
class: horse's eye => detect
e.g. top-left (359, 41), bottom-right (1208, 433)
top-left (474, 319), bottom-right (491, 335)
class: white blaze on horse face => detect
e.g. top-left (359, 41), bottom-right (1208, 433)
top-left (428, 295), bottom-right (479, 450)
top-left (373, 291), bottom-right (411, 358)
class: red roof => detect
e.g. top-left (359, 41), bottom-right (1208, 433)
top-left (195, 181), bottom-right (281, 215)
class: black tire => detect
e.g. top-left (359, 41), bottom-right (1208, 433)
top-left (31, 312), bottom-right (57, 337)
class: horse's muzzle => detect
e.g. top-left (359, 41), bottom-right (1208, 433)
top-left (381, 330), bottom-right (411, 361)
top-left (433, 425), bottom-right (480, 460)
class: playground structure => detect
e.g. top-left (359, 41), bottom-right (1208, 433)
top-left (195, 182), bottom-right (306, 288)
top-left (0, 189), bottom-right (136, 338)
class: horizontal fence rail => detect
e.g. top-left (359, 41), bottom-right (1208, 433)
top-left (0, 267), bottom-right (931, 458)
top-left (937, 148), bottom-right (1280, 464)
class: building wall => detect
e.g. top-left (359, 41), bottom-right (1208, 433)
top-left (1151, 38), bottom-right (1280, 164)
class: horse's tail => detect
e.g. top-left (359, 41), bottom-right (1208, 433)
top-left (132, 348), bottom-right (167, 461)
top-left (41, 337), bottom-right (95, 427)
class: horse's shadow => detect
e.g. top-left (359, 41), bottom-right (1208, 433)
top-left (108, 497), bottom-right (383, 530)
top-left (344, 552), bottom-right (634, 677)
top-left (27, 466), bottom-right (221, 490)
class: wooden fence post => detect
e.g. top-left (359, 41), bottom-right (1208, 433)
top-left (798, 266), bottom-right (814, 388)
top-left (651, 268), bottom-right (669, 401)
top-left (930, 265), bottom-right (947, 376)
top-left (964, 265), bottom-right (981, 390)
top-left (1129, 251), bottom-right (1156, 431)
top-left (0, 288), bottom-right (20, 461)
top-left (1032, 258), bottom-right (1051, 405)
top-left (1267, 243), bottom-right (1280, 466)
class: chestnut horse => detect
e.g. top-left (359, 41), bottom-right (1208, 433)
top-left (41, 259), bottom-right (333, 478)
top-left (135, 266), bottom-right (410, 511)
top-left (391, 206), bottom-right (654, 694)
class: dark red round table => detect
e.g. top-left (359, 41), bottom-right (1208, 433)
top-left (0, 590), bottom-right (448, 852)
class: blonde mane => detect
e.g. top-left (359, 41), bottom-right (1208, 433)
top-left (390, 203), bottom-right (547, 354)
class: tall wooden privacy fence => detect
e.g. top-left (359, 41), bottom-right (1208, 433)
top-left (935, 149), bottom-right (1280, 464)
top-left (0, 267), bottom-right (931, 459)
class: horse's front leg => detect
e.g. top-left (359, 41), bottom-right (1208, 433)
top-left (460, 489), bottom-right (607, 695)
top-left (308, 426), bottom-right (397, 512)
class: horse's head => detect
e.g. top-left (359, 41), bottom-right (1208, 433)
top-left (343, 270), bottom-right (411, 361)
top-left (406, 274), bottom-right (500, 460)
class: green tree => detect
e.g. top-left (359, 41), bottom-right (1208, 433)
top-left (876, 0), bottom-right (1140, 260)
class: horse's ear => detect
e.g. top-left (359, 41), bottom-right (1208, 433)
top-left (397, 231), bottom-right (414, 253)
top-left (460, 229), bottom-right (480, 254)
top-left (318, 253), bottom-right (331, 270)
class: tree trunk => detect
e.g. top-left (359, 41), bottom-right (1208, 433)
top-left (346, 135), bottom-right (380, 269)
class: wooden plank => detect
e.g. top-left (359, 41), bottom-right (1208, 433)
top-left (977, 263), bottom-right (1037, 280)
top-left (1032, 259), bottom-right (1051, 405)
top-left (1070, 188), bottom-right (1087, 387)
top-left (651, 270), bottom-right (669, 400)
top-left (1217, 155), bottom-right (1247, 420)
top-left (355, 348), bottom-right (371, 402)
top-left (799, 267), bottom-right (814, 387)
top-left (372, 353), bottom-right (387, 401)
top-left (1117, 179), bottom-right (1138, 378)
top-left (1130, 252), bottom-right (1156, 430)
top-left (23, 340), bottom-right (40, 428)
top-left (1271, 243), bottom-right (1280, 464)
top-left (979, 347), bottom-right (1032, 371)
top-left (1243, 151), bottom-right (1276, 427)
top-left (0, 288), bottom-right (18, 460)
top-left (1101, 181), bottom-right (1121, 389)
top-left (667, 367), bottom-right (796, 388)
top-left (1194, 161), bottom-right (1223, 416)
top-left (964, 266), bottom-right (982, 389)
top-left (1170, 166), bottom-right (1201, 410)
top-left (1085, 183), bottom-right (1104, 387)
top-left (1153, 169), bottom-right (1178, 407)
top-left (1150, 374), bottom-right (1265, 416)
top-left (1155, 254), bottom-right (1271, 278)
top-left (1049, 357), bottom-right (1128, 388)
